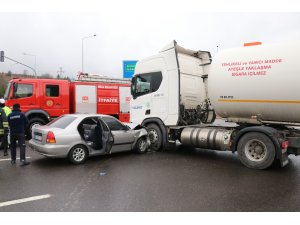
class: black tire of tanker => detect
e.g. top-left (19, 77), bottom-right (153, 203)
top-left (147, 123), bottom-right (162, 151)
top-left (27, 118), bottom-right (47, 139)
top-left (237, 132), bottom-right (276, 170)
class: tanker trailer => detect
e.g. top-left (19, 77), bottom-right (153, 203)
top-left (130, 40), bottom-right (300, 169)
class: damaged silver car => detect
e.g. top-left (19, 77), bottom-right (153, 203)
top-left (29, 114), bottom-right (150, 164)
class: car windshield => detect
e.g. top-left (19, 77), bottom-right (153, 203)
top-left (47, 115), bottom-right (77, 129)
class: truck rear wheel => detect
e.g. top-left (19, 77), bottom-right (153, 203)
top-left (237, 132), bottom-right (276, 169)
top-left (147, 123), bottom-right (162, 151)
top-left (27, 118), bottom-right (47, 139)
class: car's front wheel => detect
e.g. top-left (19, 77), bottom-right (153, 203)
top-left (68, 145), bottom-right (88, 164)
top-left (134, 137), bottom-right (148, 154)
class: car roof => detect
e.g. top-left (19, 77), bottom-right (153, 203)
top-left (62, 114), bottom-right (114, 119)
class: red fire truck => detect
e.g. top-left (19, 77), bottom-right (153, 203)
top-left (3, 73), bottom-right (131, 137)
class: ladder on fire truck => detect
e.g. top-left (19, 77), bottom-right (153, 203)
top-left (76, 73), bottom-right (131, 84)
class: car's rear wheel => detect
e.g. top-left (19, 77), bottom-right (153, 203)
top-left (134, 137), bottom-right (148, 154)
top-left (68, 145), bottom-right (88, 164)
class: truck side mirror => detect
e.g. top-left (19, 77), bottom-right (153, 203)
top-left (131, 77), bottom-right (137, 99)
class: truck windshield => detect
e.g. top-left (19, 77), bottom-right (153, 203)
top-left (3, 82), bottom-right (12, 100)
top-left (47, 115), bottom-right (77, 129)
top-left (13, 83), bottom-right (33, 98)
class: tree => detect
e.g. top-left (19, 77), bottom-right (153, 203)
top-left (0, 76), bottom-right (7, 97)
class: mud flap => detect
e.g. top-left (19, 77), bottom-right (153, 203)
top-left (280, 151), bottom-right (289, 167)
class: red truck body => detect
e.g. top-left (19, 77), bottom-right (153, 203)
top-left (4, 76), bottom-right (131, 136)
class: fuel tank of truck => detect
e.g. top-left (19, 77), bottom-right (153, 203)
top-left (208, 41), bottom-right (300, 124)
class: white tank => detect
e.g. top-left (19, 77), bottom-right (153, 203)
top-left (208, 41), bottom-right (300, 124)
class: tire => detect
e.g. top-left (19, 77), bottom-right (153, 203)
top-left (68, 145), bottom-right (88, 164)
top-left (147, 123), bottom-right (162, 151)
top-left (134, 137), bottom-right (148, 154)
top-left (27, 117), bottom-right (47, 138)
top-left (237, 132), bottom-right (276, 169)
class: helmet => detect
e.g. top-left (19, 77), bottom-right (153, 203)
top-left (0, 98), bottom-right (5, 104)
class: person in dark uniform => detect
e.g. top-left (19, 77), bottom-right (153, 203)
top-left (8, 104), bottom-right (30, 166)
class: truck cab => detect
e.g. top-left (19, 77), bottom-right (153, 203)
top-left (4, 78), bottom-right (70, 137)
top-left (130, 41), bottom-right (215, 150)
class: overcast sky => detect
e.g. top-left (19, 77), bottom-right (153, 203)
top-left (1, 1), bottom-right (300, 79)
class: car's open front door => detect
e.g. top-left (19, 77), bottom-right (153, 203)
top-left (98, 118), bottom-right (114, 153)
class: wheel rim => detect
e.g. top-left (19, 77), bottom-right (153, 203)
top-left (73, 147), bottom-right (85, 162)
top-left (149, 129), bottom-right (158, 146)
top-left (138, 139), bottom-right (147, 152)
top-left (244, 139), bottom-right (267, 162)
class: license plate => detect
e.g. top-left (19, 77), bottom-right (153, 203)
top-left (34, 135), bottom-right (42, 141)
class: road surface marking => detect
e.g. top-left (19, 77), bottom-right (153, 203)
top-left (0, 157), bottom-right (31, 162)
top-left (0, 194), bottom-right (51, 208)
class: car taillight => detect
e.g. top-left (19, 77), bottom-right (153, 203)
top-left (281, 140), bottom-right (288, 149)
top-left (46, 131), bottom-right (56, 143)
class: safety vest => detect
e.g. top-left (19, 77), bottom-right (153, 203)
top-left (0, 108), bottom-right (8, 135)
top-left (3, 106), bottom-right (12, 117)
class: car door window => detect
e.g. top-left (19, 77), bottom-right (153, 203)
top-left (102, 117), bottom-right (127, 131)
top-left (98, 117), bottom-right (109, 132)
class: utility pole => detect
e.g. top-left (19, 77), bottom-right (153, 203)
top-left (82, 34), bottom-right (96, 72)
top-left (57, 67), bottom-right (64, 78)
top-left (23, 53), bottom-right (37, 77)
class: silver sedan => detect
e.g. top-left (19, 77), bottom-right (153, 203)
top-left (29, 114), bottom-right (150, 164)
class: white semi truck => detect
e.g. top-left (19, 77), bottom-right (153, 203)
top-left (130, 40), bottom-right (300, 169)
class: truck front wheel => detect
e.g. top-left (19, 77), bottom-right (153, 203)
top-left (237, 132), bottom-right (276, 169)
top-left (147, 123), bottom-right (162, 151)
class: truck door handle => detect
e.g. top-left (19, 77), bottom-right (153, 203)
top-left (55, 103), bottom-right (61, 106)
top-left (145, 109), bottom-right (150, 115)
top-left (29, 103), bottom-right (35, 105)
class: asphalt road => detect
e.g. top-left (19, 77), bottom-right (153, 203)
top-left (1, 143), bottom-right (300, 212)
